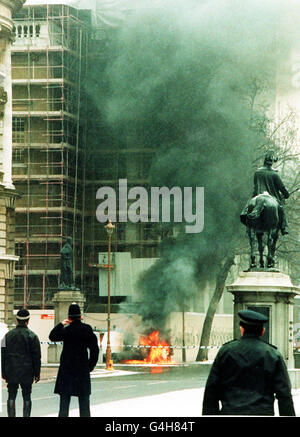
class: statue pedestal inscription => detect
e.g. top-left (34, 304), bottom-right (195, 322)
top-left (227, 271), bottom-right (300, 368)
top-left (47, 290), bottom-right (86, 363)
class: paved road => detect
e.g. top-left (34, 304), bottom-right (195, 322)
top-left (0, 364), bottom-right (211, 417)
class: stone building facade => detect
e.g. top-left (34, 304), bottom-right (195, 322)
top-left (0, 0), bottom-right (25, 326)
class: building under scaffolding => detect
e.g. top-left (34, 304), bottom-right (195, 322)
top-left (11, 1), bottom-right (162, 311)
top-left (11, 3), bottom-right (91, 307)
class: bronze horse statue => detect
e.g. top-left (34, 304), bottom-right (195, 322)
top-left (240, 192), bottom-right (280, 269)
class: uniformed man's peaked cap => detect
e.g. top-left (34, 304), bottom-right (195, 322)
top-left (238, 309), bottom-right (268, 325)
top-left (16, 308), bottom-right (30, 320)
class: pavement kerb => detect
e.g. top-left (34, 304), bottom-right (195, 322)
top-left (1, 361), bottom-right (214, 386)
top-left (38, 361), bottom-right (213, 382)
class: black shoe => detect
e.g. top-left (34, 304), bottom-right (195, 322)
top-left (23, 400), bottom-right (32, 417)
top-left (7, 400), bottom-right (16, 417)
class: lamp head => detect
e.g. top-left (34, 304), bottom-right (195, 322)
top-left (105, 220), bottom-right (115, 236)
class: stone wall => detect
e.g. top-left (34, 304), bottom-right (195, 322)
top-left (0, 0), bottom-right (25, 325)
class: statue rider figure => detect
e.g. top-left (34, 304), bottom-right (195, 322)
top-left (252, 151), bottom-right (290, 235)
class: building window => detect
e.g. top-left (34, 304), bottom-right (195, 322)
top-left (15, 23), bottom-right (41, 39)
top-left (12, 117), bottom-right (25, 143)
top-left (12, 148), bottom-right (24, 163)
top-left (36, 25), bottom-right (41, 38)
top-left (15, 243), bottom-right (25, 270)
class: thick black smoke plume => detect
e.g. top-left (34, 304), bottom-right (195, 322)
top-left (88, 0), bottom-right (296, 332)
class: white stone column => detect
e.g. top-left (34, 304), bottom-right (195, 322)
top-left (0, 0), bottom-right (26, 326)
top-left (2, 37), bottom-right (13, 189)
top-left (0, 321), bottom-right (8, 412)
top-left (0, 1), bottom-right (26, 190)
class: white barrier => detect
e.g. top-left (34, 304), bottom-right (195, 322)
top-left (0, 323), bottom-right (8, 413)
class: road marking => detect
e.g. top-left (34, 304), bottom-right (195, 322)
top-left (32, 395), bottom-right (57, 401)
top-left (90, 370), bottom-right (138, 378)
top-left (114, 385), bottom-right (137, 389)
top-left (147, 381), bottom-right (169, 385)
top-left (1, 394), bottom-right (56, 406)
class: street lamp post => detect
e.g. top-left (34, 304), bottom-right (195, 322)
top-left (105, 220), bottom-right (115, 371)
top-left (182, 305), bottom-right (186, 363)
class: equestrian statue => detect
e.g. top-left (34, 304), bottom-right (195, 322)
top-left (240, 151), bottom-right (291, 270)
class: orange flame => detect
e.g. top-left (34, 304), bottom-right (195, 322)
top-left (122, 330), bottom-right (175, 365)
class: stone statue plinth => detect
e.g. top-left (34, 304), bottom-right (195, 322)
top-left (47, 290), bottom-right (86, 363)
top-left (227, 271), bottom-right (300, 368)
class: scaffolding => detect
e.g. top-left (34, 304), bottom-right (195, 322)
top-left (11, 4), bottom-right (90, 307)
top-left (11, 2), bottom-right (161, 310)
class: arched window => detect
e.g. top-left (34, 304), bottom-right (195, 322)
top-left (35, 24), bottom-right (41, 38)
top-left (23, 25), bottom-right (28, 38)
top-left (17, 25), bottom-right (22, 38)
top-left (29, 25), bottom-right (34, 38)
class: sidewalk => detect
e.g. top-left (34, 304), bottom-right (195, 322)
top-left (1, 365), bottom-right (58, 388)
top-left (37, 365), bottom-right (139, 382)
top-left (43, 387), bottom-right (300, 417)
top-left (37, 362), bottom-right (207, 382)
top-left (40, 365), bottom-right (58, 382)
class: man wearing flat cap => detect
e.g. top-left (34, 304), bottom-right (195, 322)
top-left (1, 309), bottom-right (41, 417)
top-left (202, 309), bottom-right (295, 416)
top-left (49, 302), bottom-right (99, 417)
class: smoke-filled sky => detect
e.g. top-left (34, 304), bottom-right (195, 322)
top-left (88, 0), bottom-right (299, 332)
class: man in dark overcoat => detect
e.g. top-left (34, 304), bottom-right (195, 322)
top-left (202, 309), bottom-right (295, 416)
top-left (49, 302), bottom-right (99, 417)
top-left (1, 309), bottom-right (41, 417)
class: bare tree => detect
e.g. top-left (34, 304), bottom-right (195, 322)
top-left (196, 255), bottom-right (235, 361)
top-left (195, 83), bottom-right (300, 361)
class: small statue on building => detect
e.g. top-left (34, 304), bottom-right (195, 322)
top-left (58, 236), bottom-right (79, 290)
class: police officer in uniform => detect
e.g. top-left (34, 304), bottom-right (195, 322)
top-left (49, 302), bottom-right (99, 417)
top-left (202, 309), bottom-right (295, 416)
top-left (1, 309), bottom-right (41, 417)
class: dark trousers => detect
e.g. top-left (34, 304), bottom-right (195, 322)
top-left (7, 382), bottom-right (32, 401)
top-left (59, 395), bottom-right (90, 417)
